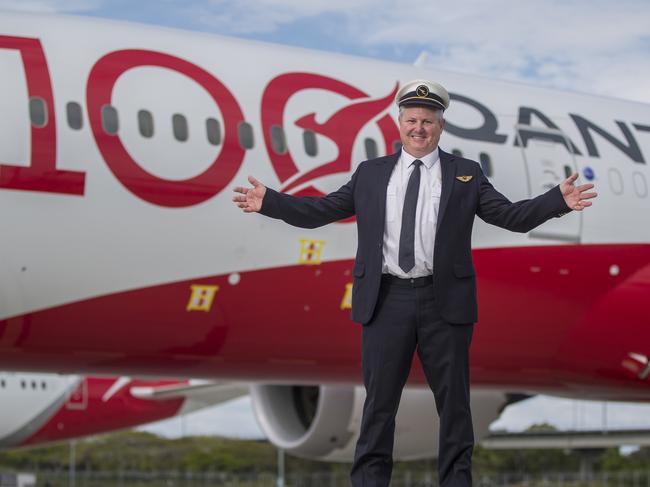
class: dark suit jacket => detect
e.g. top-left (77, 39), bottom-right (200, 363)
top-left (260, 149), bottom-right (570, 325)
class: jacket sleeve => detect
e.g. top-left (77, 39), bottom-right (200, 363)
top-left (476, 170), bottom-right (572, 233)
top-left (258, 168), bottom-right (358, 229)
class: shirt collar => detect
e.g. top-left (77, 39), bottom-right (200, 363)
top-left (400, 147), bottom-right (439, 169)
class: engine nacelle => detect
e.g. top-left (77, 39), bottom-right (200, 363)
top-left (251, 384), bottom-right (508, 462)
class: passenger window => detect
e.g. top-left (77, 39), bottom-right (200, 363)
top-left (564, 165), bottom-right (573, 178)
top-left (206, 118), bottom-right (222, 146)
top-left (0, 379), bottom-right (5, 388)
top-left (172, 114), bottom-right (188, 142)
top-left (303, 130), bottom-right (317, 156)
top-left (101, 105), bottom-right (119, 134)
top-left (238, 122), bottom-right (254, 149)
top-left (138, 110), bottom-right (154, 138)
top-left (41, 381), bottom-right (47, 390)
top-left (66, 102), bottom-right (83, 130)
top-left (364, 138), bottom-right (378, 160)
top-left (392, 141), bottom-right (402, 153)
top-left (452, 149), bottom-right (463, 157)
top-left (633, 172), bottom-right (648, 198)
top-left (21, 380), bottom-right (26, 389)
top-left (29, 97), bottom-right (47, 127)
top-left (270, 125), bottom-right (287, 154)
top-left (479, 152), bottom-right (493, 177)
top-left (608, 168), bottom-right (623, 195)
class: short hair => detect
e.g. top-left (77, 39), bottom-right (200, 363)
top-left (398, 105), bottom-right (444, 121)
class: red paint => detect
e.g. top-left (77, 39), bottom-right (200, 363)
top-left (1, 245), bottom-right (649, 400)
top-left (0, 35), bottom-right (85, 195)
top-left (20, 377), bottom-right (185, 447)
top-left (261, 73), bottom-right (399, 200)
top-left (86, 49), bottom-right (245, 207)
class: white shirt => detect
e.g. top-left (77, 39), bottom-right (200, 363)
top-left (382, 147), bottom-right (441, 278)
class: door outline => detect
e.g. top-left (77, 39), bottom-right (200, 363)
top-left (514, 124), bottom-right (582, 243)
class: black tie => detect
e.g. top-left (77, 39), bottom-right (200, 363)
top-left (399, 159), bottom-right (422, 273)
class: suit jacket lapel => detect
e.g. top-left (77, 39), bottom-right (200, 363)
top-left (436, 149), bottom-right (456, 229)
top-left (375, 151), bottom-right (400, 228)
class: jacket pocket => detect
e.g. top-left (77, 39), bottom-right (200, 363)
top-left (453, 263), bottom-right (475, 278)
top-left (353, 262), bottom-right (366, 277)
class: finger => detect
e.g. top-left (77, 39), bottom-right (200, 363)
top-left (232, 186), bottom-right (249, 194)
top-left (564, 173), bottom-right (579, 184)
top-left (580, 201), bottom-right (593, 207)
top-left (580, 192), bottom-right (598, 199)
top-left (232, 195), bottom-right (247, 203)
top-left (248, 175), bottom-right (262, 188)
top-left (576, 183), bottom-right (595, 191)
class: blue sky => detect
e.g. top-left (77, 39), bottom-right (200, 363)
top-left (2, 0), bottom-right (649, 103)
top-left (2, 0), bottom-right (650, 440)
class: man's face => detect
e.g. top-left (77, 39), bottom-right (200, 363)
top-left (398, 106), bottom-right (445, 158)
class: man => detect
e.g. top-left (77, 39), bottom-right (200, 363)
top-left (233, 79), bottom-right (596, 487)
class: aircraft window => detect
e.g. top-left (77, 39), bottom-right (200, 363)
top-left (564, 166), bottom-right (573, 178)
top-left (303, 130), bottom-right (317, 156)
top-left (66, 102), bottom-right (83, 130)
top-left (608, 168), bottom-right (623, 195)
top-left (206, 118), bottom-right (222, 146)
top-left (138, 110), bottom-right (154, 138)
top-left (479, 152), bottom-right (493, 177)
top-left (101, 105), bottom-right (119, 135)
top-left (452, 149), bottom-right (463, 157)
top-left (270, 125), bottom-right (287, 154)
top-left (365, 138), bottom-right (378, 160)
top-left (238, 122), bottom-right (254, 149)
top-left (41, 381), bottom-right (46, 390)
top-left (633, 172), bottom-right (648, 198)
top-left (29, 97), bottom-right (47, 128)
top-left (172, 114), bottom-right (188, 142)
top-left (21, 380), bottom-right (26, 389)
top-left (0, 379), bottom-right (5, 388)
top-left (31, 380), bottom-right (37, 389)
top-left (392, 141), bottom-right (402, 153)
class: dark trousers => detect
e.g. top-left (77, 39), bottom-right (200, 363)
top-left (350, 276), bottom-right (474, 487)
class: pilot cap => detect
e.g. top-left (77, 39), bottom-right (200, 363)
top-left (395, 79), bottom-right (450, 111)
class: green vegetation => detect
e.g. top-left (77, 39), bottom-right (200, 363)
top-left (0, 424), bottom-right (649, 476)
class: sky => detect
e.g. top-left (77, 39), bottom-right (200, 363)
top-left (2, 0), bottom-right (650, 441)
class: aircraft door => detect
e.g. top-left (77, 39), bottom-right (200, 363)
top-left (514, 125), bottom-right (581, 243)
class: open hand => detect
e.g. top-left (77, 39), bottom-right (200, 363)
top-left (233, 175), bottom-right (266, 213)
top-left (560, 173), bottom-right (597, 211)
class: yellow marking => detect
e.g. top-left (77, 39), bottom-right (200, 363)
top-left (456, 175), bottom-right (473, 183)
top-left (340, 282), bottom-right (353, 310)
top-left (298, 239), bottom-right (325, 265)
top-left (186, 285), bottom-right (219, 312)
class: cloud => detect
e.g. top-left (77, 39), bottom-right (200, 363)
top-left (0, 0), bottom-right (102, 13)
top-left (176, 0), bottom-right (650, 103)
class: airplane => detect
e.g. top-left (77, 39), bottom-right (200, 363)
top-left (0, 11), bottom-right (648, 462)
top-left (0, 371), bottom-right (246, 449)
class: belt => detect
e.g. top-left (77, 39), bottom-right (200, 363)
top-left (381, 274), bottom-right (433, 287)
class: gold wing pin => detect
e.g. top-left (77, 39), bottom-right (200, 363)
top-left (456, 175), bottom-right (473, 183)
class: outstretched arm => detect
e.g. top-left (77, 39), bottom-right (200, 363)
top-left (477, 171), bottom-right (597, 232)
top-left (232, 172), bottom-right (356, 229)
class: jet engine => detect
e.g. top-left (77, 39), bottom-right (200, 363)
top-left (251, 384), bottom-right (509, 462)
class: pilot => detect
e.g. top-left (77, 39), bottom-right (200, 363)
top-left (233, 79), bottom-right (596, 487)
